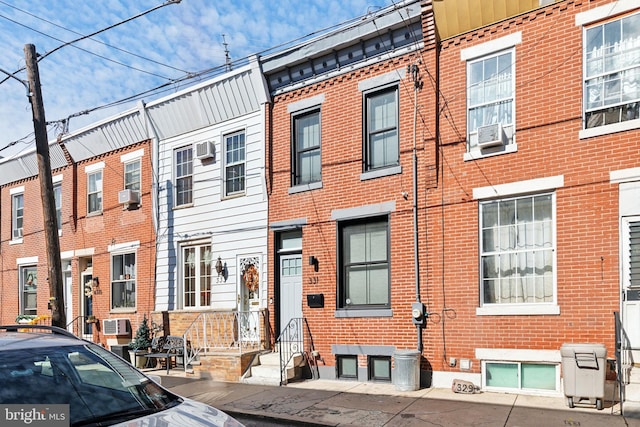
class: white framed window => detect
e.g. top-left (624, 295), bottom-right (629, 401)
top-left (12, 193), bottom-right (23, 240)
top-left (482, 361), bottom-right (559, 393)
top-left (175, 146), bottom-right (193, 206)
top-left (364, 86), bottom-right (399, 171)
top-left (54, 183), bottom-right (62, 232)
top-left (87, 170), bottom-right (103, 214)
top-left (480, 193), bottom-right (555, 307)
top-left (182, 243), bottom-right (212, 309)
top-left (224, 131), bottom-right (246, 196)
top-left (20, 265), bottom-right (37, 315)
top-left (292, 109), bottom-right (321, 186)
top-left (583, 11), bottom-right (640, 130)
top-left (111, 252), bottom-right (136, 310)
top-left (124, 159), bottom-right (141, 192)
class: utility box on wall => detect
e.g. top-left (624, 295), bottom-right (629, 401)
top-left (307, 293), bottom-right (324, 308)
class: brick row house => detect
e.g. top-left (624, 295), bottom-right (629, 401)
top-left (1, 0), bottom-right (639, 407)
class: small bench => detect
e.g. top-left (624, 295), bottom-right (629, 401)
top-left (145, 336), bottom-right (184, 374)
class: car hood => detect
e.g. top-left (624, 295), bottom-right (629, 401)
top-left (113, 398), bottom-right (244, 427)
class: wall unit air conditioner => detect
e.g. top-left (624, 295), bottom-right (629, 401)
top-left (476, 123), bottom-right (505, 149)
top-left (118, 189), bottom-right (140, 205)
top-left (102, 318), bottom-right (129, 335)
top-left (195, 141), bottom-right (215, 160)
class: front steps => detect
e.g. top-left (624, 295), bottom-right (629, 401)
top-left (242, 351), bottom-right (304, 385)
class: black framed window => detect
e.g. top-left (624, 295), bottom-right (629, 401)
top-left (337, 355), bottom-right (358, 379)
top-left (338, 216), bottom-right (390, 308)
top-left (364, 86), bottom-right (398, 171)
top-left (368, 356), bottom-right (391, 382)
top-left (292, 109), bottom-right (321, 185)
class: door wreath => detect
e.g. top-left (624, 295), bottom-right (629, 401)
top-left (243, 264), bottom-right (259, 292)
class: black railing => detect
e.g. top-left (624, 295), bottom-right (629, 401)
top-left (614, 311), bottom-right (632, 415)
top-left (66, 315), bottom-right (87, 337)
top-left (276, 317), bottom-right (318, 385)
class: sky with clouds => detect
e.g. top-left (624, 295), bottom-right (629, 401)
top-left (0, 0), bottom-right (395, 158)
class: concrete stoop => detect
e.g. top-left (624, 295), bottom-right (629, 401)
top-left (243, 351), bottom-right (304, 386)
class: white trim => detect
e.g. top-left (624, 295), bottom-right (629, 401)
top-left (52, 174), bottom-right (63, 184)
top-left (287, 94), bottom-right (325, 114)
top-left (575, 0), bottom-right (639, 26)
top-left (85, 162), bottom-right (105, 173)
top-left (473, 175), bottom-right (564, 200)
top-left (75, 248), bottom-right (95, 257)
top-left (10, 186), bottom-right (24, 195)
top-left (60, 250), bottom-right (74, 259)
top-left (579, 118), bottom-right (640, 139)
top-left (17, 256), bottom-right (38, 265)
top-left (476, 304), bottom-right (560, 316)
top-left (121, 149), bottom-right (144, 163)
top-left (108, 241), bottom-right (140, 253)
top-left (358, 68), bottom-right (406, 92)
top-left (611, 167), bottom-right (640, 184)
top-left (331, 201), bottom-right (396, 221)
top-left (460, 32), bottom-right (522, 61)
top-left (464, 143), bottom-right (518, 161)
top-left (476, 348), bottom-right (561, 363)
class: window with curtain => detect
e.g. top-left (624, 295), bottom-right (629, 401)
top-left (182, 244), bottom-right (212, 308)
top-left (20, 265), bottom-right (37, 315)
top-left (111, 252), bottom-right (136, 309)
top-left (467, 50), bottom-right (514, 148)
top-left (480, 194), bottom-right (554, 305)
top-left (175, 146), bottom-right (193, 206)
top-left (87, 170), bottom-right (103, 214)
top-left (339, 216), bottom-right (390, 308)
top-left (12, 193), bottom-right (23, 240)
top-left (364, 87), bottom-right (398, 171)
top-left (224, 131), bottom-right (246, 196)
top-left (584, 12), bottom-right (640, 128)
top-left (293, 109), bottom-right (321, 185)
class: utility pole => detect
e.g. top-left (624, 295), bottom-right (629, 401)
top-left (24, 44), bottom-right (65, 328)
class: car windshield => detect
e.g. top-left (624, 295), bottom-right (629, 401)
top-left (0, 341), bottom-right (181, 426)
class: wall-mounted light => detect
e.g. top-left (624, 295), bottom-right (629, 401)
top-left (309, 256), bottom-right (319, 272)
top-left (215, 256), bottom-right (224, 282)
top-left (92, 277), bottom-right (99, 288)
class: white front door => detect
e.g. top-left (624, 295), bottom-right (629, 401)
top-left (279, 254), bottom-right (302, 336)
top-left (622, 217), bottom-right (640, 361)
top-left (64, 271), bottom-right (73, 332)
top-left (239, 260), bottom-right (261, 344)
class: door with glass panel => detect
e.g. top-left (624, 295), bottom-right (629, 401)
top-left (622, 217), bottom-right (640, 361)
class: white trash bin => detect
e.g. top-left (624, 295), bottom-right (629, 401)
top-left (560, 343), bottom-right (607, 410)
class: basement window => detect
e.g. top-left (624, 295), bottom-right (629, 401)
top-left (336, 355), bottom-right (358, 380)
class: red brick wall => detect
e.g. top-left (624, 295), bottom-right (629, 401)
top-left (0, 141), bottom-right (156, 347)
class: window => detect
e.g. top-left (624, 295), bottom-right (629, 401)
top-left (175, 146), bottom-right (193, 206)
top-left (182, 243), bottom-right (212, 308)
top-left (368, 356), bottom-right (391, 382)
top-left (224, 131), bottom-right (245, 196)
top-left (124, 159), bottom-right (141, 192)
top-left (54, 184), bottom-right (62, 232)
top-left (364, 87), bottom-right (398, 171)
top-left (480, 194), bottom-right (554, 305)
top-left (87, 170), bottom-right (103, 214)
top-left (484, 362), bottom-right (557, 392)
top-left (111, 252), bottom-right (136, 309)
top-left (292, 109), bottom-right (321, 185)
top-left (584, 12), bottom-right (640, 129)
top-left (339, 216), bottom-right (390, 308)
top-left (337, 355), bottom-right (358, 379)
top-left (467, 50), bottom-right (514, 150)
top-left (12, 193), bottom-right (23, 240)
top-left (20, 266), bottom-right (37, 315)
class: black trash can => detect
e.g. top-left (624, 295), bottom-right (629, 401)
top-left (110, 344), bottom-right (131, 363)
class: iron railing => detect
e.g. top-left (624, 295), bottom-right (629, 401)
top-left (276, 317), bottom-right (318, 385)
top-left (183, 310), bottom-right (269, 370)
top-left (615, 311), bottom-right (633, 415)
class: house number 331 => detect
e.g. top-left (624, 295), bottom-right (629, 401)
top-left (307, 277), bottom-right (318, 284)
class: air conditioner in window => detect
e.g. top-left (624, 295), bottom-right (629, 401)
top-left (118, 189), bottom-right (140, 205)
top-left (195, 141), bottom-right (215, 160)
top-left (13, 229), bottom-right (23, 239)
top-left (476, 123), bottom-right (505, 149)
top-left (102, 318), bottom-right (129, 335)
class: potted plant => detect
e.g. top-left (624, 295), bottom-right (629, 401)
top-left (129, 315), bottom-right (152, 368)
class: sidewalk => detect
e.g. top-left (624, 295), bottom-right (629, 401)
top-left (155, 371), bottom-right (640, 426)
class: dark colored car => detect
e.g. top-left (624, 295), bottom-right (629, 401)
top-left (0, 325), bottom-right (244, 426)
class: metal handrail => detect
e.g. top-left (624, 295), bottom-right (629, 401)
top-left (182, 310), bottom-right (269, 370)
top-left (614, 311), bottom-right (631, 415)
top-left (276, 317), bottom-right (317, 385)
top-left (65, 315), bottom-right (86, 337)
